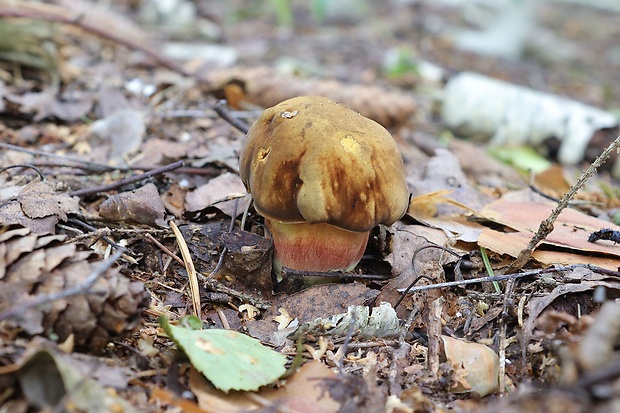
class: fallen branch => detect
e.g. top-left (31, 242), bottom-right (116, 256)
top-left (68, 160), bottom-right (184, 197)
top-left (396, 263), bottom-right (620, 294)
top-left (214, 99), bottom-right (251, 134)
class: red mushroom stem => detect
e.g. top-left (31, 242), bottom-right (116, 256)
top-left (265, 219), bottom-right (369, 278)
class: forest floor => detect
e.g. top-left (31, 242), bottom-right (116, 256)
top-left (2, 1), bottom-right (620, 412)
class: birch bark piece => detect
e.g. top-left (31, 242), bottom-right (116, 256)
top-left (441, 72), bottom-right (618, 167)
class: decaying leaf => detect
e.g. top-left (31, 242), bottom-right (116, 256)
top-left (99, 183), bottom-right (167, 226)
top-left (16, 345), bottom-right (136, 413)
top-left (90, 107), bottom-right (146, 164)
top-left (217, 228), bottom-right (273, 297)
top-left (408, 189), bottom-right (486, 243)
top-left (184, 172), bottom-right (249, 218)
top-left (245, 282), bottom-right (379, 347)
top-left (441, 335), bottom-right (500, 397)
top-left (0, 180), bottom-right (79, 234)
top-left (189, 360), bottom-right (341, 413)
top-left (478, 192), bottom-right (620, 269)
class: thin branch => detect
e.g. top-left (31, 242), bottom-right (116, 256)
top-left (395, 264), bottom-right (605, 294)
top-left (0, 164), bottom-right (45, 181)
top-left (145, 233), bottom-right (185, 267)
top-left (214, 100), bottom-right (250, 134)
top-left (508, 133), bottom-right (620, 271)
top-left (394, 244), bottom-right (464, 309)
top-left (68, 160), bottom-right (184, 197)
top-left (68, 227), bottom-right (169, 244)
top-left (0, 142), bottom-right (115, 173)
top-left (201, 278), bottom-right (271, 310)
top-left (67, 217), bottom-right (127, 249)
top-left (281, 267), bottom-right (390, 281)
top-left (0, 248), bottom-right (125, 321)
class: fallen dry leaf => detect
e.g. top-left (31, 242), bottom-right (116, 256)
top-left (99, 183), bottom-right (166, 226)
top-left (441, 335), bottom-right (500, 397)
top-left (407, 189), bottom-right (486, 243)
top-left (184, 172), bottom-right (247, 214)
top-left (478, 192), bottom-right (620, 269)
top-left (189, 360), bottom-right (341, 413)
top-left (0, 181), bottom-right (80, 234)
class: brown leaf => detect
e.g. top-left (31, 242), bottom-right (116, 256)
top-left (7, 86), bottom-right (58, 121)
top-left (218, 228), bottom-right (273, 297)
top-left (441, 335), bottom-right (500, 397)
top-left (18, 181), bottom-right (79, 221)
top-left (378, 224), bottom-right (457, 316)
top-left (99, 183), bottom-right (166, 226)
top-left (246, 283), bottom-right (379, 346)
top-left (190, 361), bottom-right (341, 413)
top-left (184, 172), bottom-right (247, 214)
top-left (478, 193), bottom-right (620, 269)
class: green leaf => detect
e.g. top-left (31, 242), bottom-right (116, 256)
top-left (160, 316), bottom-right (287, 392)
top-left (488, 145), bottom-right (551, 173)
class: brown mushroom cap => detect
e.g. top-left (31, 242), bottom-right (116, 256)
top-left (239, 96), bottom-right (409, 232)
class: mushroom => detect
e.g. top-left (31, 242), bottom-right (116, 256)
top-left (239, 96), bottom-right (409, 279)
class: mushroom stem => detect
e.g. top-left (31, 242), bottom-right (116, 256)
top-left (265, 219), bottom-right (369, 280)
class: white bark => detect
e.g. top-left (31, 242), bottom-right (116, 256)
top-left (441, 72), bottom-right (618, 165)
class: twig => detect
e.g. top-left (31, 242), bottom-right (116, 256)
top-left (528, 171), bottom-right (595, 207)
top-left (508, 133), bottom-right (620, 271)
top-left (240, 196), bottom-right (253, 230)
top-left (25, 160), bottom-right (213, 176)
top-left (68, 227), bottom-right (169, 244)
top-left (399, 305), bottom-right (419, 344)
top-left (394, 244), bottom-right (463, 309)
top-left (395, 264), bottom-right (599, 294)
top-left (214, 100), bottom-right (250, 134)
top-left (0, 248), bottom-right (124, 321)
top-left (339, 340), bottom-right (397, 349)
top-left (68, 160), bottom-right (184, 197)
top-left (67, 217), bottom-right (127, 249)
top-left (281, 267), bottom-right (390, 281)
top-left (201, 278), bottom-right (270, 310)
top-left (204, 199), bottom-right (240, 280)
top-left (0, 164), bottom-right (45, 181)
top-left (499, 278), bottom-right (516, 395)
top-left (0, 142), bottom-right (114, 173)
top-left (145, 233), bottom-right (185, 267)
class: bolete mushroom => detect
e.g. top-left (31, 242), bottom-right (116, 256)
top-left (239, 96), bottom-right (409, 279)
